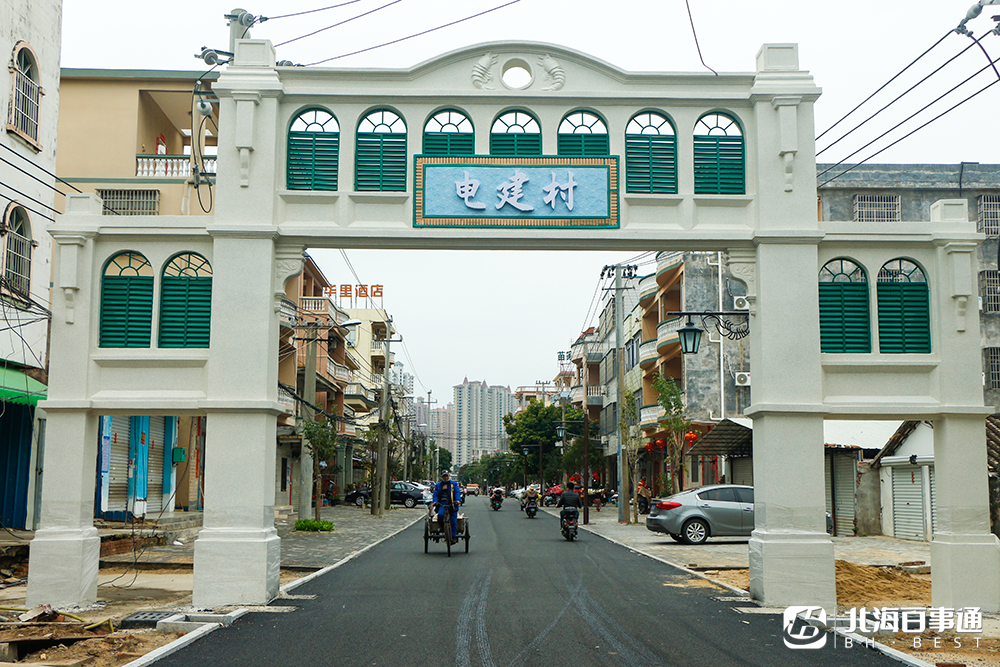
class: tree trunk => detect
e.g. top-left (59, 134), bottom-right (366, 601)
top-left (313, 454), bottom-right (322, 521)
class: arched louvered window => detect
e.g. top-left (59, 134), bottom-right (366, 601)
top-left (490, 111), bottom-right (541, 156)
top-left (557, 111), bottom-right (608, 156)
top-left (3, 205), bottom-right (32, 298)
top-left (423, 110), bottom-right (474, 155)
top-left (877, 259), bottom-right (930, 353)
top-left (625, 112), bottom-right (676, 194)
top-left (355, 109), bottom-right (406, 191)
top-left (100, 252), bottom-right (153, 348)
top-left (819, 259), bottom-right (870, 353)
top-left (694, 112), bottom-right (744, 194)
top-left (159, 253), bottom-right (212, 348)
top-left (287, 108), bottom-right (339, 190)
top-left (8, 42), bottom-right (40, 145)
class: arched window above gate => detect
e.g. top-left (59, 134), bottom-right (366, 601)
top-left (287, 108), bottom-right (339, 191)
top-left (557, 111), bottom-right (608, 156)
top-left (100, 252), bottom-right (153, 348)
top-left (819, 259), bottom-right (870, 353)
top-left (423, 109), bottom-right (474, 155)
top-left (356, 109), bottom-right (406, 191)
top-left (159, 253), bottom-right (213, 348)
top-left (693, 112), bottom-right (744, 195)
top-left (490, 111), bottom-right (540, 156)
top-left (625, 112), bottom-right (676, 194)
top-left (877, 259), bottom-right (930, 354)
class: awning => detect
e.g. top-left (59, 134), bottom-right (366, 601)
top-left (686, 419), bottom-right (752, 458)
top-left (0, 368), bottom-right (47, 406)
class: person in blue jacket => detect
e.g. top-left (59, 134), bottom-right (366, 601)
top-left (433, 470), bottom-right (461, 543)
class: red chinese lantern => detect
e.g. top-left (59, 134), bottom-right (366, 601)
top-left (685, 431), bottom-right (699, 444)
top-left (644, 442), bottom-right (653, 453)
top-left (655, 438), bottom-right (666, 451)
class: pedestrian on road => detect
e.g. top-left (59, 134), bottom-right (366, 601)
top-left (433, 470), bottom-right (461, 543)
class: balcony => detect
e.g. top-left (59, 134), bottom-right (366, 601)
top-left (300, 296), bottom-right (335, 314)
top-left (657, 317), bottom-right (683, 351)
top-left (278, 384), bottom-right (295, 413)
top-left (329, 361), bottom-right (351, 384)
top-left (278, 297), bottom-right (297, 329)
top-left (135, 154), bottom-right (217, 178)
top-left (341, 421), bottom-right (357, 436)
top-left (570, 384), bottom-right (583, 404)
top-left (370, 373), bottom-right (384, 387)
top-left (638, 273), bottom-right (658, 308)
top-left (640, 404), bottom-right (664, 428)
top-left (344, 382), bottom-right (374, 408)
top-left (587, 385), bottom-right (603, 406)
top-left (656, 251), bottom-right (683, 276)
top-left (639, 338), bottom-right (658, 368)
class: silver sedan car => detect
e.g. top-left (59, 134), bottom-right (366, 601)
top-left (645, 484), bottom-right (754, 544)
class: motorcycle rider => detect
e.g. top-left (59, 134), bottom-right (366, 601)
top-left (557, 482), bottom-right (583, 528)
top-left (521, 485), bottom-right (539, 511)
top-left (490, 486), bottom-right (504, 508)
top-left (433, 470), bottom-right (461, 544)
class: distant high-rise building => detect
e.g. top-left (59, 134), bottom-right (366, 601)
top-left (430, 402), bottom-right (455, 459)
top-left (453, 378), bottom-right (516, 468)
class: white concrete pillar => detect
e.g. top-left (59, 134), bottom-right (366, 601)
top-left (26, 410), bottom-right (100, 608)
top-left (930, 415), bottom-right (1000, 611)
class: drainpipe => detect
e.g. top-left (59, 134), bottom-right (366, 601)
top-left (707, 252), bottom-right (726, 419)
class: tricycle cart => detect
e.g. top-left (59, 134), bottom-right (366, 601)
top-left (424, 506), bottom-right (470, 556)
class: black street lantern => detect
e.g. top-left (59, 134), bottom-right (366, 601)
top-left (556, 425), bottom-right (566, 439)
top-left (677, 318), bottom-right (704, 355)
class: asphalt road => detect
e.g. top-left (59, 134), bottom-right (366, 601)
top-left (157, 498), bottom-right (901, 667)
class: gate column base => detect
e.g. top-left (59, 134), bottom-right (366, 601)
top-left (748, 531), bottom-right (836, 612)
top-left (26, 528), bottom-right (100, 608)
top-left (930, 533), bottom-right (1000, 612)
top-left (192, 528), bottom-right (280, 608)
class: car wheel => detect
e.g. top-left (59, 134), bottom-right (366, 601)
top-left (404, 497), bottom-right (416, 509)
top-left (669, 533), bottom-right (683, 543)
top-left (354, 496), bottom-right (365, 507)
top-left (681, 519), bottom-right (709, 545)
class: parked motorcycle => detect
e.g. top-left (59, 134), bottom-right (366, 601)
top-left (560, 507), bottom-right (579, 541)
top-left (524, 497), bottom-right (538, 519)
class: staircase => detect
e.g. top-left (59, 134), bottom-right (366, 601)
top-left (274, 505), bottom-right (298, 522)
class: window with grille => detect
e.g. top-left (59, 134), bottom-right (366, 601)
top-left (876, 259), bottom-right (930, 353)
top-left (854, 194), bottom-right (901, 223)
top-left (423, 109), bottom-right (474, 155)
top-left (819, 259), bottom-right (870, 353)
top-left (287, 108), bottom-right (339, 190)
top-left (100, 252), bottom-right (153, 348)
top-left (557, 111), bottom-right (608, 156)
top-left (980, 195), bottom-right (1000, 236)
top-left (490, 111), bottom-right (541, 156)
top-left (7, 43), bottom-right (40, 146)
top-left (97, 189), bottom-right (160, 215)
top-left (159, 253), bottom-right (212, 348)
top-left (693, 113), bottom-right (744, 195)
top-left (355, 109), bottom-right (406, 191)
top-left (982, 270), bottom-right (1000, 313)
top-left (625, 112), bottom-right (676, 194)
top-left (2, 206), bottom-right (32, 298)
top-left (988, 348), bottom-right (1000, 389)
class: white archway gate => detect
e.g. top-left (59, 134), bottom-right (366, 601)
top-left (29, 40), bottom-right (998, 611)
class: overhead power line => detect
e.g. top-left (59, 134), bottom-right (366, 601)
top-left (275, 0), bottom-right (403, 48)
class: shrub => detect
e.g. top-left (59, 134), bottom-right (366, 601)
top-left (295, 519), bottom-right (335, 532)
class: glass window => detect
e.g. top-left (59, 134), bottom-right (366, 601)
top-left (356, 110), bottom-right (406, 191)
top-left (8, 43), bottom-right (40, 145)
top-left (490, 111), bottom-right (541, 156)
top-left (423, 109), bottom-right (474, 155)
top-left (3, 206), bottom-right (31, 298)
top-left (557, 111), bottom-right (608, 156)
top-left (699, 487), bottom-right (737, 502)
top-left (734, 487), bottom-right (754, 504)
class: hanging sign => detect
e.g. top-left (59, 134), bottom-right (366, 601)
top-left (415, 156), bottom-right (618, 229)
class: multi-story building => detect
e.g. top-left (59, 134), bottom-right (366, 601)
top-left (430, 402), bottom-right (454, 459)
top-left (0, 0), bottom-right (60, 529)
top-left (453, 378), bottom-right (516, 467)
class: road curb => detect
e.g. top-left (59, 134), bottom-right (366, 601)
top-left (121, 622), bottom-right (221, 667)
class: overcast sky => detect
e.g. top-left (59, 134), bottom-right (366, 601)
top-left (61, 0), bottom-right (1000, 404)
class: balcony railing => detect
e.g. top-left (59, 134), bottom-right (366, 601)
top-left (639, 338), bottom-right (657, 364)
top-left (587, 385), bottom-right (603, 405)
top-left (570, 385), bottom-right (583, 404)
top-left (341, 422), bottom-right (357, 436)
top-left (657, 317), bottom-right (683, 345)
top-left (640, 404), bottom-right (664, 425)
top-left (279, 297), bottom-right (297, 327)
top-left (300, 296), bottom-right (334, 313)
top-left (638, 273), bottom-right (657, 305)
top-left (656, 251), bottom-right (683, 273)
top-left (278, 385), bottom-right (295, 412)
top-left (370, 373), bottom-right (384, 387)
top-left (345, 382), bottom-right (373, 403)
top-left (331, 361), bottom-right (351, 383)
top-left (135, 154), bottom-right (217, 178)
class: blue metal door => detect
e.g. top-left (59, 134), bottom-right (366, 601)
top-left (0, 403), bottom-right (33, 529)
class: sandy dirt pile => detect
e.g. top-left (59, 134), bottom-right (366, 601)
top-left (0, 625), bottom-right (184, 667)
top-left (834, 559), bottom-right (931, 607)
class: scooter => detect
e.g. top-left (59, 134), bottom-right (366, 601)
top-left (490, 495), bottom-right (503, 511)
top-left (524, 497), bottom-right (538, 519)
top-left (560, 507), bottom-right (579, 541)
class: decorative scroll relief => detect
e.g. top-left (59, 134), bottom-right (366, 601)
top-left (725, 248), bottom-right (757, 312)
top-left (538, 54), bottom-right (565, 91)
top-left (471, 53), bottom-right (497, 89)
top-left (273, 246), bottom-right (305, 312)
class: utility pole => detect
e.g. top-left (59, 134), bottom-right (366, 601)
top-left (614, 264), bottom-right (627, 523)
top-left (535, 379), bottom-right (551, 489)
top-left (582, 337), bottom-right (591, 525)
top-left (374, 319), bottom-right (401, 518)
top-left (302, 321), bottom-right (318, 521)
top-left (425, 389), bottom-right (438, 477)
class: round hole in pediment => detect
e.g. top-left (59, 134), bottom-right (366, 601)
top-left (501, 59), bottom-right (533, 89)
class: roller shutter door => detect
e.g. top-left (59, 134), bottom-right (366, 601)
top-left (107, 416), bottom-right (131, 514)
top-left (824, 455), bottom-right (833, 519)
top-left (731, 457), bottom-right (753, 486)
top-left (892, 467), bottom-right (926, 540)
top-left (833, 454), bottom-right (856, 536)
top-left (929, 466), bottom-right (938, 534)
top-left (146, 417), bottom-right (166, 514)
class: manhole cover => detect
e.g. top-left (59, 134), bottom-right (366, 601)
top-left (119, 611), bottom-right (179, 629)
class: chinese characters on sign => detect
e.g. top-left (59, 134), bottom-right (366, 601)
top-left (324, 285), bottom-right (384, 307)
top-left (845, 606), bottom-right (982, 634)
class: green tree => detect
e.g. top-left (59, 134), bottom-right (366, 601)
top-left (503, 401), bottom-right (582, 488)
top-left (652, 372), bottom-right (694, 495)
top-left (300, 418), bottom-right (344, 521)
top-left (619, 389), bottom-right (644, 523)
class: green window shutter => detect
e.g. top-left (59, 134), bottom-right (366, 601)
top-left (99, 276), bottom-right (153, 348)
top-left (423, 132), bottom-right (474, 156)
top-left (287, 132), bottom-right (339, 190)
top-left (819, 283), bottom-right (871, 353)
top-left (491, 133), bottom-right (541, 156)
top-left (356, 133), bottom-right (406, 191)
top-left (694, 135), bottom-right (745, 194)
top-left (558, 134), bottom-right (609, 157)
top-left (159, 277), bottom-right (212, 348)
top-left (625, 135), bottom-right (676, 194)
top-left (877, 283), bottom-right (931, 353)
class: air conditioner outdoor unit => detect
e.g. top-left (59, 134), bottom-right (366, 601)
top-left (733, 296), bottom-right (750, 311)
top-left (734, 372), bottom-right (751, 387)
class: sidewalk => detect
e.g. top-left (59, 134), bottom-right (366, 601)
top-left (543, 505), bottom-right (931, 570)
